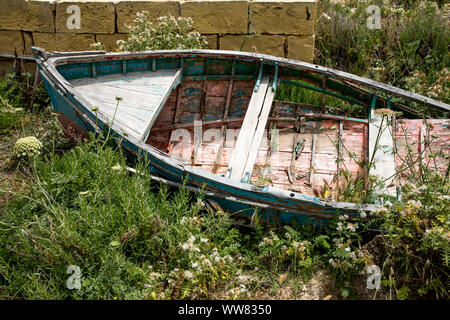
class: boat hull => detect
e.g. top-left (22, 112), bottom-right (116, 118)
top-left (33, 48), bottom-right (450, 226)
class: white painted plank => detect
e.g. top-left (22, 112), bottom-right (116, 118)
top-left (74, 85), bottom-right (165, 109)
top-left (140, 69), bottom-right (182, 141)
top-left (242, 79), bottom-right (275, 179)
top-left (75, 90), bottom-right (156, 119)
top-left (70, 69), bottom-right (181, 141)
top-left (227, 76), bottom-right (270, 182)
top-left (81, 94), bottom-right (146, 138)
top-left (369, 111), bottom-right (396, 196)
top-left (71, 70), bottom-right (180, 87)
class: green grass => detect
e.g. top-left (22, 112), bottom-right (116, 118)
top-left (0, 140), bottom-right (233, 299)
top-left (0, 134), bottom-right (386, 299)
top-left (275, 82), bottom-right (366, 118)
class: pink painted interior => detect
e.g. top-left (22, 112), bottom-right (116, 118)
top-left (146, 80), bottom-right (450, 196)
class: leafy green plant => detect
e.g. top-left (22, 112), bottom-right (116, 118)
top-left (0, 71), bottom-right (49, 113)
top-left (324, 213), bottom-right (371, 298)
top-left (376, 179), bottom-right (449, 299)
top-left (0, 96), bottom-right (23, 133)
top-left (116, 12), bottom-right (207, 51)
top-left (313, 0), bottom-right (449, 116)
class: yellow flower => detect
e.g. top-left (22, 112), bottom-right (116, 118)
top-left (113, 296), bottom-right (117, 300)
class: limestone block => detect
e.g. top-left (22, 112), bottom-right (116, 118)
top-left (0, 31), bottom-right (25, 54)
top-left (96, 34), bottom-right (129, 52)
top-left (286, 35), bottom-right (315, 62)
top-left (204, 35), bottom-right (218, 49)
top-left (23, 32), bottom-right (35, 55)
top-left (220, 35), bottom-right (285, 57)
top-left (250, 0), bottom-right (317, 35)
top-left (0, 61), bottom-right (14, 77)
top-left (33, 33), bottom-right (96, 52)
top-left (181, 1), bottom-right (248, 34)
top-left (0, 0), bottom-right (54, 32)
top-left (116, 0), bottom-right (180, 33)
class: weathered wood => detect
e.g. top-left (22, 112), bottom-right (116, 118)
top-left (213, 64), bottom-right (235, 173)
top-left (337, 120), bottom-right (343, 175)
top-left (419, 123), bottom-right (426, 167)
top-left (227, 76), bottom-right (271, 182)
top-left (71, 69), bottom-right (181, 141)
top-left (262, 122), bottom-right (278, 179)
top-left (192, 120), bottom-right (203, 165)
top-left (151, 117), bottom-right (297, 132)
top-left (242, 79), bottom-right (276, 181)
top-left (309, 134), bottom-right (317, 185)
top-left (369, 111), bottom-right (396, 196)
top-left (34, 47), bottom-right (450, 224)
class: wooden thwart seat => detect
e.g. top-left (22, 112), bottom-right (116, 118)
top-left (71, 69), bottom-right (182, 141)
top-left (227, 76), bottom-right (275, 182)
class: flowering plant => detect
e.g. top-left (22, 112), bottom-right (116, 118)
top-left (117, 12), bottom-right (208, 51)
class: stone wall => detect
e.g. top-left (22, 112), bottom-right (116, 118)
top-left (0, 0), bottom-right (317, 62)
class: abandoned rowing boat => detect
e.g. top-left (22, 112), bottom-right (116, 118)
top-left (32, 47), bottom-right (449, 226)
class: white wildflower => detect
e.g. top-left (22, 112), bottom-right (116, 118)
top-left (346, 223), bottom-right (357, 232)
top-left (202, 259), bottom-right (212, 268)
top-left (149, 272), bottom-right (160, 280)
top-left (111, 164), bottom-right (122, 171)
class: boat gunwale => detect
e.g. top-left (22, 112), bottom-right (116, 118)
top-left (37, 48), bottom-right (450, 113)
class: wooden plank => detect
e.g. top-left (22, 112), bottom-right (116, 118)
top-left (80, 93), bottom-right (146, 136)
top-left (140, 69), bottom-right (182, 141)
top-left (337, 120), bottom-right (343, 175)
top-left (262, 123), bottom-right (278, 179)
top-left (74, 83), bottom-right (167, 109)
top-left (227, 76), bottom-right (271, 182)
top-left (192, 120), bottom-right (202, 165)
top-left (242, 78), bottom-right (275, 180)
top-left (71, 69), bottom-right (182, 140)
top-left (168, 86), bottom-right (184, 153)
top-left (74, 91), bottom-right (156, 118)
top-left (419, 123), bottom-right (426, 167)
top-left (71, 70), bottom-right (180, 87)
top-left (309, 134), bottom-right (317, 185)
top-left (368, 110), bottom-right (396, 196)
top-left (213, 70), bottom-right (235, 174)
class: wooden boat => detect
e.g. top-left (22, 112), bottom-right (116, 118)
top-left (32, 47), bottom-right (449, 226)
